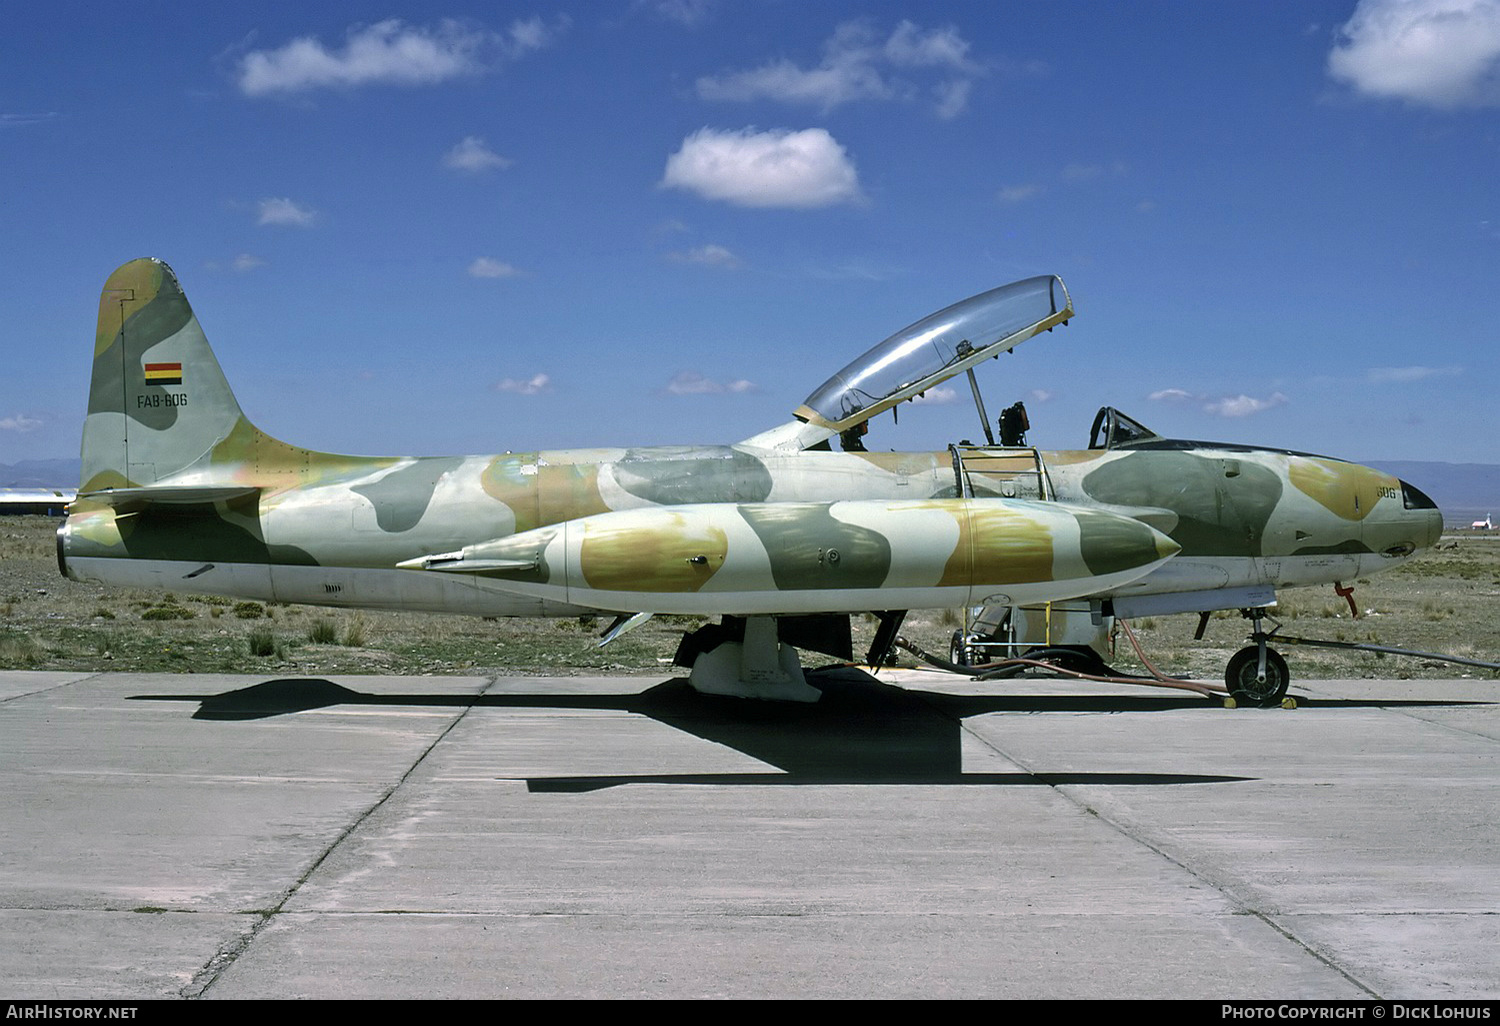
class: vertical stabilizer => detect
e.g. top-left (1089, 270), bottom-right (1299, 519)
top-left (82, 258), bottom-right (247, 491)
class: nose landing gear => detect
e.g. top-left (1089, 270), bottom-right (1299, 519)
top-left (1227, 608), bottom-right (1289, 707)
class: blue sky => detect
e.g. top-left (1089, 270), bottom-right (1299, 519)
top-left (4, 0), bottom-right (1498, 469)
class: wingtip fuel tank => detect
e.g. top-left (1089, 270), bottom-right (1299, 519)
top-left (401, 498), bottom-right (1180, 616)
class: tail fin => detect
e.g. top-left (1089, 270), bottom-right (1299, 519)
top-left (82, 258), bottom-right (251, 492)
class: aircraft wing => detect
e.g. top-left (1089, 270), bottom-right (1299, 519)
top-left (0, 488), bottom-right (76, 515)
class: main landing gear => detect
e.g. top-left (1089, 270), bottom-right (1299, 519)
top-left (1226, 607), bottom-right (1289, 707)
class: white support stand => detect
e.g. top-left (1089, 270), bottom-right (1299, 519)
top-left (687, 616), bottom-right (822, 703)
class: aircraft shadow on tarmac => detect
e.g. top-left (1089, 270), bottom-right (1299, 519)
top-left (128, 668), bottom-right (1487, 793)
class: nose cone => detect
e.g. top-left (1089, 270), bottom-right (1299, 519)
top-left (1364, 477), bottom-right (1443, 558)
top-left (1398, 479), bottom-right (1444, 552)
top-left (1076, 509), bottom-right (1181, 577)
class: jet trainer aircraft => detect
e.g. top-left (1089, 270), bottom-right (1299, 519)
top-left (59, 259), bottom-right (1442, 703)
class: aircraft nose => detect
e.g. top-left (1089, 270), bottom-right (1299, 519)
top-left (1398, 479), bottom-right (1444, 551)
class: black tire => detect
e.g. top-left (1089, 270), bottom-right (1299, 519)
top-left (949, 630), bottom-right (970, 667)
top-left (1226, 646), bottom-right (1290, 706)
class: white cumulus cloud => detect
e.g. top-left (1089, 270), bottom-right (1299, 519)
top-left (1367, 364), bottom-right (1463, 382)
top-left (661, 127), bottom-right (862, 209)
top-left (239, 19), bottom-right (489, 95)
top-left (232, 253), bottom-right (266, 272)
top-left (697, 20), bottom-right (981, 118)
top-left (1149, 388), bottom-right (1288, 418)
top-left (0, 413), bottom-right (41, 432)
top-left (237, 17), bottom-right (565, 96)
top-left (257, 197), bottom-right (316, 227)
top-left (909, 386), bottom-right (960, 405)
top-left (933, 78), bottom-right (973, 120)
top-left (494, 373), bottom-right (552, 395)
top-left (1329, 0), bottom-right (1500, 107)
top-left (468, 257), bottom-right (521, 279)
top-left (444, 135), bottom-right (513, 173)
top-left (505, 14), bottom-right (566, 55)
top-left (1202, 393), bottom-right (1289, 418)
top-left (663, 371), bottom-right (757, 395)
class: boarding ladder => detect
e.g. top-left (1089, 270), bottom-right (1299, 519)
top-left (944, 444), bottom-right (1061, 657)
top-left (948, 444), bottom-right (1052, 502)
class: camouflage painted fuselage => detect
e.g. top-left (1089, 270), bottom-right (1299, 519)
top-left (58, 259), bottom-right (1442, 623)
top-left (61, 436), bottom-right (1440, 617)
top-left (60, 443), bottom-right (1159, 615)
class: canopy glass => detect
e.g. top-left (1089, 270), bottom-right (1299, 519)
top-left (798, 275), bottom-right (1072, 431)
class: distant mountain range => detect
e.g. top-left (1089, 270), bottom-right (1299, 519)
top-left (1367, 461), bottom-right (1500, 527)
top-left (0, 459), bottom-right (81, 490)
top-left (7, 457), bottom-right (1498, 527)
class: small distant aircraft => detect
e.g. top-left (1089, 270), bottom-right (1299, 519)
top-left (0, 488), bottom-right (75, 516)
top-left (59, 259), bottom-right (1442, 703)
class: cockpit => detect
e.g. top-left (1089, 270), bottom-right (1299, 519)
top-left (1087, 407), bottom-right (1161, 450)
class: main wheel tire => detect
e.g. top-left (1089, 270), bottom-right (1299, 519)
top-left (949, 630), bottom-right (970, 667)
top-left (1226, 646), bottom-right (1289, 706)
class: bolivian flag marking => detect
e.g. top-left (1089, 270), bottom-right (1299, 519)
top-left (144, 362), bottom-right (182, 386)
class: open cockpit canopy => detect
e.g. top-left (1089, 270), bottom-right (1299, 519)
top-left (797, 275), bottom-right (1072, 433)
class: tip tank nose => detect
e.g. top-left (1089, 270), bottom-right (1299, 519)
top-left (1072, 507), bottom-right (1181, 577)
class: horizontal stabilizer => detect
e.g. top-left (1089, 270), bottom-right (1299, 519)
top-left (81, 485), bottom-right (261, 506)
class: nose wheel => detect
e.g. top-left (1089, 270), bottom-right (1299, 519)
top-left (1227, 608), bottom-right (1289, 706)
top-left (1226, 645), bottom-right (1289, 705)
